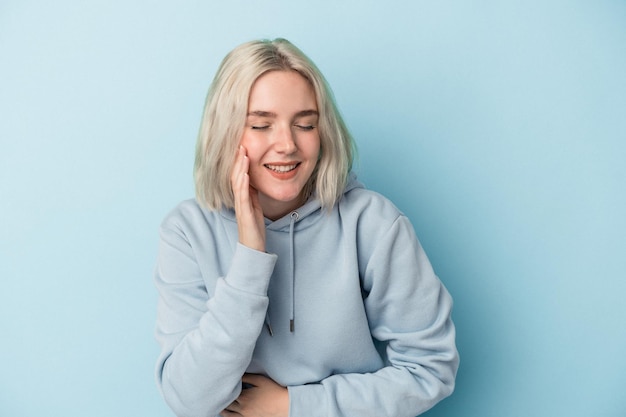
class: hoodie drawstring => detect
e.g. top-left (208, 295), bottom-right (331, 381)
top-left (288, 211), bottom-right (298, 332)
top-left (265, 210), bottom-right (298, 336)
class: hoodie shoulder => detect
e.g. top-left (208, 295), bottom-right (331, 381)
top-left (340, 184), bottom-right (405, 227)
top-left (161, 198), bottom-right (203, 226)
top-left (160, 199), bottom-right (233, 233)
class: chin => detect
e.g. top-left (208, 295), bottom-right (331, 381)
top-left (262, 188), bottom-right (305, 203)
top-left (272, 193), bottom-right (302, 203)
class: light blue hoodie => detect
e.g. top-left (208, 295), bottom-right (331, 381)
top-left (154, 175), bottom-right (459, 417)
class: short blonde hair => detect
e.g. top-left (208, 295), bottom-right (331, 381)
top-left (194, 38), bottom-right (355, 211)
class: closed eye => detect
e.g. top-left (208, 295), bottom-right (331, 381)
top-left (295, 124), bottom-right (315, 131)
top-left (251, 125), bottom-right (270, 130)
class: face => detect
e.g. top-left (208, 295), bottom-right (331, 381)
top-left (240, 70), bottom-right (320, 220)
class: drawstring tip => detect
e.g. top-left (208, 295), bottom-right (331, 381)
top-left (289, 319), bottom-right (294, 332)
top-left (266, 322), bottom-right (274, 336)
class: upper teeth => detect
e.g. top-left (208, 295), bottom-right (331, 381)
top-left (266, 164), bottom-right (297, 173)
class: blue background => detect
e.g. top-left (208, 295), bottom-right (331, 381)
top-left (1, 1), bottom-right (625, 416)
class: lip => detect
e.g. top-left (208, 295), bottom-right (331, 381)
top-left (264, 162), bottom-right (301, 180)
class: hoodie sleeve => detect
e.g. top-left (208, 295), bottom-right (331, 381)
top-left (154, 216), bottom-right (277, 417)
top-left (288, 215), bottom-right (459, 417)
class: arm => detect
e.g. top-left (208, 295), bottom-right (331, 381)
top-left (156, 146), bottom-right (274, 417)
top-left (288, 215), bottom-right (459, 417)
top-left (155, 227), bottom-right (277, 417)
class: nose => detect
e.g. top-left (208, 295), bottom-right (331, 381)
top-left (273, 124), bottom-right (297, 154)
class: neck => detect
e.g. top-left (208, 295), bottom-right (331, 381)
top-left (260, 194), bottom-right (306, 221)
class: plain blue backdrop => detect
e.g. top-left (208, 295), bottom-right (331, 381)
top-left (1, 1), bottom-right (625, 416)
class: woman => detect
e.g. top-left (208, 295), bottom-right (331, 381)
top-left (155, 38), bottom-right (458, 417)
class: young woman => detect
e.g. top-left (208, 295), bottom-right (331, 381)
top-left (155, 38), bottom-right (459, 417)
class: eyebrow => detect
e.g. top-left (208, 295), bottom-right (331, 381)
top-left (247, 110), bottom-right (319, 118)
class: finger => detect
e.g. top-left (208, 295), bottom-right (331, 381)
top-left (231, 146), bottom-right (247, 192)
top-left (232, 152), bottom-right (250, 214)
top-left (233, 150), bottom-right (252, 205)
top-left (224, 400), bottom-right (242, 413)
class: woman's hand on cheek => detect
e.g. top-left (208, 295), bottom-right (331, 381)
top-left (221, 374), bottom-right (289, 417)
top-left (231, 146), bottom-right (266, 252)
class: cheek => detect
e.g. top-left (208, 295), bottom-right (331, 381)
top-left (239, 132), bottom-right (252, 150)
top-left (240, 134), bottom-right (262, 162)
top-left (308, 136), bottom-right (322, 160)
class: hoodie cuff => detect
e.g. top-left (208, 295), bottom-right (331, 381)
top-left (288, 384), bottom-right (328, 417)
top-left (225, 243), bottom-right (277, 296)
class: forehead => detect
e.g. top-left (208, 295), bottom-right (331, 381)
top-left (248, 70), bottom-right (317, 112)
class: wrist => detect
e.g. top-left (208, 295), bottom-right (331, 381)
top-left (226, 244), bottom-right (277, 294)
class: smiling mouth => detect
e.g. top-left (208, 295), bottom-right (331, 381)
top-left (265, 163), bottom-right (300, 173)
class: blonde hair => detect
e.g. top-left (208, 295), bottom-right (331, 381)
top-left (194, 38), bottom-right (356, 211)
